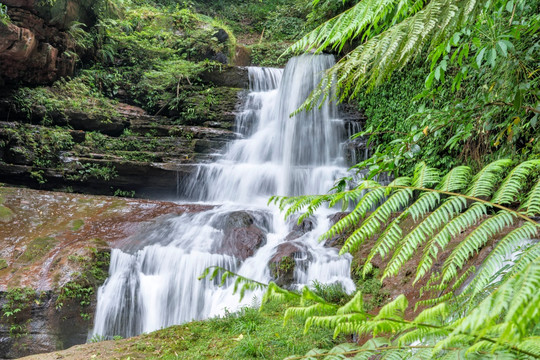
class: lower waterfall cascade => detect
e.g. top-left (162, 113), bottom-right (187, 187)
top-left (92, 55), bottom-right (359, 338)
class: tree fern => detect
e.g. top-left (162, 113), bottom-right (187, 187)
top-left (292, 0), bottom-right (487, 114)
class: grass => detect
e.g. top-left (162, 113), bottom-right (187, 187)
top-left (107, 299), bottom-right (344, 359)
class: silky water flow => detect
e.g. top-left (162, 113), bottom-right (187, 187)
top-left (92, 55), bottom-right (358, 338)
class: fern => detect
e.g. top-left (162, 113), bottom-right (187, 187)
top-left (292, 0), bottom-right (487, 114)
top-left (277, 159), bottom-right (540, 295)
top-left (270, 256), bottom-right (540, 359)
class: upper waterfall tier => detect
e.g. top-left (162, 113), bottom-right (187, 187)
top-left (184, 54), bottom-right (349, 203)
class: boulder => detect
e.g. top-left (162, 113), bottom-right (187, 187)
top-left (268, 241), bottom-right (311, 289)
top-left (284, 216), bottom-right (317, 241)
top-left (324, 212), bottom-right (351, 249)
top-left (200, 66), bottom-right (249, 89)
top-left (213, 211), bottom-right (267, 260)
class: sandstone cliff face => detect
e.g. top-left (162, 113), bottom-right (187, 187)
top-left (0, 0), bottom-right (95, 85)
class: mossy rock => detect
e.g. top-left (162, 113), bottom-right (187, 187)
top-left (0, 205), bottom-right (13, 222)
top-left (19, 237), bottom-right (58, 263)
top-left (0, 258), bottom-right (7, 270)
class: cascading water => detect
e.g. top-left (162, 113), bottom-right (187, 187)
top-left (92, 54), bottom-right (357, 338)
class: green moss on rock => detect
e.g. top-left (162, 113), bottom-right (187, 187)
top-left (0, 205), bottom-right (13, 222)
top-left (19, 237), bottom-right (58, 263)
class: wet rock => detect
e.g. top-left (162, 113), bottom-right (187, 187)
top-left (200, 66), bottom-right (249, 89)
top-left (64, 109), bottom-right (128, 136)
top-left (268, 241), bottom-right (311, 289)
top-left (324, 212), bottom-right (351, 249)
top-left (284, 216), bottom-right (317, 241)
top-left (213, 211), bottom-right (267, 260)
top-left (214, 28), bottom-right (229, 43)
top-left (0, 291), bottom-right (97, 359)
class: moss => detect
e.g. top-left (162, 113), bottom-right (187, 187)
top-left (0, 258), bottom-right (7, 270)
top-left (249, 42), bottom-right (292, 67)
top-left (13, 78), bottom-right (120, 125)
top-left (0, 205), bottom-right (13, 222)
top-left (71, 219), bottom-right (84, 232)
top-left (270, 255), bottom-right (295, 278)
top-left (19, 237), bottom-right (58, 263)
top-left (57, 247), bottom-right (110, 320)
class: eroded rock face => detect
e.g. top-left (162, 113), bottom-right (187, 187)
top-left (0, 186), bottom-right (213, 359)
top-left (213, 211), bottom-right (268, 260)
top-left (0, 0), bottom-right (95, 85)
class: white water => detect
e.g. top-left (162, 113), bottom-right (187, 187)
top-left (92, 55), bottom-right (357, 338)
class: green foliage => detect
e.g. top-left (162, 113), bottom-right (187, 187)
top-left (0, 2), bottom-right (9, 24)
top-left (290, 0), bottom-right (539, 175)
top-left (1, 287), bottom-right (37, 338)
top-left (113, 189), bottom-right (136, 198)
top-left (271, 160), bottom-right (540, 298)
top-left (277, 256), bottom-right (540, 359)
top-left (311, 281), bottom-right (352, 306)
top-left (65, 162), bottom-right (118, 182)
top-left (13, 78), bottom-right (119, 125)
top-left (249, 42), bottom-right (293, 67)
top-left (56, 247), bottom-right (110, 320)
top-left (0, 124), bottom-right (74, 173)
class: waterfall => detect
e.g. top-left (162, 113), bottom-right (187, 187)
top-left (92, 55), bottom-right (357, 338)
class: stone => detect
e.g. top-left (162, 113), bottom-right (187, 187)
top-left (268, 241), bottom-right (311, 289)
top-left (0, 2), bottom-right (93, 85)
top-left (284, 216), bottom-right (317, 241)
top-left (213, 211), bottom-right (267, 260)
top-left (213, 28), bottom-right (229, 43)
top-left (324, 212), bottom-right (350, 249)
top-left (200, 66), bottom-right (249, 89)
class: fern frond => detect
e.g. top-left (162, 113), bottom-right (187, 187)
top-left (286, 0), bottom-right (420, 55)
top-left (436, 165), bottom-right (471, 192)
top-left (336, 291), bottom-right (364, 315)
top-left (412, 162), bottom-right (440, 188)
top-left (415, 202), bottom-right (488, 286)
top-left (411, 196), bottom-right (468, 282)
top-left (284, 303), bottom-right (337, 325)
top-left (523, 177), bottom-right (540, 216)
top-left (336, 177), bottom-right (414, 254)
top-left (466, 159), bottom-right (513, 198)
top-left (491, 160), bottom-right (540, 205)
top-left (464, 223), bottom-right (539, 300)
top-left (441, 211), bottom-right (516, 284)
